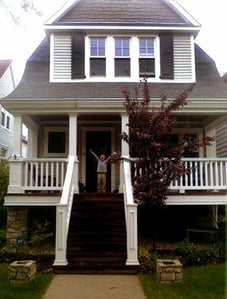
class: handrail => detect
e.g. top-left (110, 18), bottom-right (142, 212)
top-left (122, 157), bottom-right (139, 266)
top-left (54, 155), bottom-right (78, 266)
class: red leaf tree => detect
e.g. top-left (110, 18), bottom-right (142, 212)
top-left (121, 79), bottom-right (214, 207)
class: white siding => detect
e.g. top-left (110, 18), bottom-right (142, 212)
top-left (174, 34), bottom-right (193, 80)
top-left (52, 33), bottom-right (72, 80)
top-left (216, 123), bottom-right (227, 157)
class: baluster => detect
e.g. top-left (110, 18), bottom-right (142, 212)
top-left (24, 162), bottom-right (28, 187)
top-left (45, 161), bottom-right (48, 187)
top-left (195, 161), bottom-right (198, 187)
top-left (56, 162), bottom-right (59, 187)
top-left (40, 162), bottom-right (44, 187)
top-left (199, 161), bottom-right (203, 187)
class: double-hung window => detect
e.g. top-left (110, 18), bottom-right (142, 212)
top-left (139, 37), bottom-right (155, 77)
top-left (115, 37), bottom-right (130, 77)
top-left (90, 37), bottom-right (106, 77)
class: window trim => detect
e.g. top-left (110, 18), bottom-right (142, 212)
top-left (44, 127), bottom-right (69, 157)
top-left (89, 36), bottom-right (106, 77)
top-left (138, 37), bottom-right (156, 78)
top-left (114, 37), bottom-right (131, 77)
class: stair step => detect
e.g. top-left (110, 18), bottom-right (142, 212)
top-left (61, 193), bottom-right (129, 274)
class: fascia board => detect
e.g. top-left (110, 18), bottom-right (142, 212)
top-left (44, 24), bottom-right (200, 32)
top-left (45, 0), bottom-right (80, 25)
top-left (168, 0), bottom-right (201, 27)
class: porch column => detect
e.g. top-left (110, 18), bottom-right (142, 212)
top-left (25, 119), bottom-right (39, 158)
top-left (69, 113), bottom-right (79, 193)
top-left (119, 113), bottom-right (129, 192)
top-left (8, 115), bottom-right (24, 193)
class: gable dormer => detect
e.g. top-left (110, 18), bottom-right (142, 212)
top-left (45, 0), bottom-right (200, 83)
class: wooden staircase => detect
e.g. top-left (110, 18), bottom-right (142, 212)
top-left (54, 193), bottom-right (138, 274)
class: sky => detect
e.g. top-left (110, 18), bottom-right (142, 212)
top-left (0, 0), bottom-right (226, 82)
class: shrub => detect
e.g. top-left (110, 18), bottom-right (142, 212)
top-left (176, 239), bottom-right (218, 265)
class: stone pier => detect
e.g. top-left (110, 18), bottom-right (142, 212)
top-left (156, 259), bottom-right (183, 283)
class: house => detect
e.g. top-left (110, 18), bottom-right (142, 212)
top-left (0, 60), bottom-right (15, 158)
top-left (1, 0), bottom-right (227, 272)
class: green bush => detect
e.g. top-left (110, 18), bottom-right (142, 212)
top-left (176, 239), bottom-right (218, 265)
top-left (139, 245), bottom-right (158, 273)
top-left (0, 159), bottom-right (9, 229)
top-left (29, 220), bottom-right (54, 256)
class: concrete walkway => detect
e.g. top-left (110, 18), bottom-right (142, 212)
top-left (43, 274), bottom-right (147, 299)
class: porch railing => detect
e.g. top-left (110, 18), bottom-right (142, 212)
top-left (23, 158), bottom-right (68, 191)
top-left (130, 158), bottom-right (227, 193)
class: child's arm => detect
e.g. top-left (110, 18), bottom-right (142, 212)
top-left (90, 149), bottom-right (99, 161)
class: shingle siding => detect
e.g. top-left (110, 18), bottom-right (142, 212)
top-left (216, 123), bottom-right (227, 157)
top-left (57, 0), bottom-right (189, 25)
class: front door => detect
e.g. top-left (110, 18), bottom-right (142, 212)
top-left (86, 131), bottom-right (111, 192)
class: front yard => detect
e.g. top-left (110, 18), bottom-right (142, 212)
top-left (139, 262), bottom-right (226, 299)
top-left (0, 264), bottom-right (52, 299)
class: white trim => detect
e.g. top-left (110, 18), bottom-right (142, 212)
top-left (44, 25), bottom-right (200, 32)
top-left (45, 0), bottom-right (80, 25)
top-left (169, 0), bottom-right (201, 27)
top-left (166, 194), bottom-right (227, 205)
top-left (44, 127), bottom-right (69, 157)
top-left (81, 127), bottom-right (116, 192)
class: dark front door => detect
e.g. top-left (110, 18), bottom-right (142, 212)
top-left (86, 131), bottom-right (111, 192)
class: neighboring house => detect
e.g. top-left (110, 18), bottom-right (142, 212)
top-left (1, 0), bottom-right (227, 272)
top-left (0, 60), bottom-right (15, 158)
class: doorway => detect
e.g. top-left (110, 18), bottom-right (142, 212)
top-left (86, 131), bottom-right (112, 192)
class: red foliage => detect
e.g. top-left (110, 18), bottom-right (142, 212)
top-left (121, 80), bottom-right (215, 206)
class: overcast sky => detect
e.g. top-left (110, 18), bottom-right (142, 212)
top-left (0, 0), bottom-right (226, 81)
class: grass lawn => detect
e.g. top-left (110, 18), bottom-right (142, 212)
top-left (139, 263), bottom-right (226, 299)
top-left (0, 264), bottom-right (52, 299)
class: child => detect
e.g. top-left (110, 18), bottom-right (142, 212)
top-left (90, 149), bottom-right (111, 192)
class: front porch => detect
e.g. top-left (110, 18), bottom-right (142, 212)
top-left (4, 156), bottom-right (227, 269)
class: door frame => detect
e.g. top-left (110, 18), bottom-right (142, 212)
top-left (81, 127), bottom-right (116, 192)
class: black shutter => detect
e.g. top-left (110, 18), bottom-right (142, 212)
top-left (160, 33), bottom-right (174, 79)
top-left (72, 33), bottom-right (85, 79)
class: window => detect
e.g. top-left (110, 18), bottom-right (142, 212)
top-left (115, 38), bottom-right (130, 77)
top-left (6, 116), bottom-right (10, 130)
top-left (44, 128), bottom-right (68, 157)
top-left (90, 37), bottom-right (106, 76)
top-left (139, 37), bottom-right (155, 77)
top-left (1, 112), bottom-right (5, 126)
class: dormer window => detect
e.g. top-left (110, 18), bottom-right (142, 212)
top-left (90, 37), bottom-right (106, 77)
top-left (114, 37), bottom-right (130, 77)
top-left (139, 37), bottom-right (155, 77)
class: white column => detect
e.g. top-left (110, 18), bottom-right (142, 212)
top-left (13, 115), bottom-right (23, 158)
top-left (27, 126), bottom-right (38, 157)
top-left (8, 115), bottom-right (23, 193)
top-left (69, 113), bottom-right (78, 157)
top-left (69, 113), bottom-right (79, 193)
top-left (119, 114), bottom-right (129, 192)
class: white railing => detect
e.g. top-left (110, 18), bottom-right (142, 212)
top-left (54, 156), bottom-right (79, 266)
top-left (131, 158), bottom-right (227, 193)
top-left (122, 157), bottom-right (139, 266)
top-left (23, 158), bottom-right (68, 191)
top-left (170, 158), bottom-right (227, 191)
